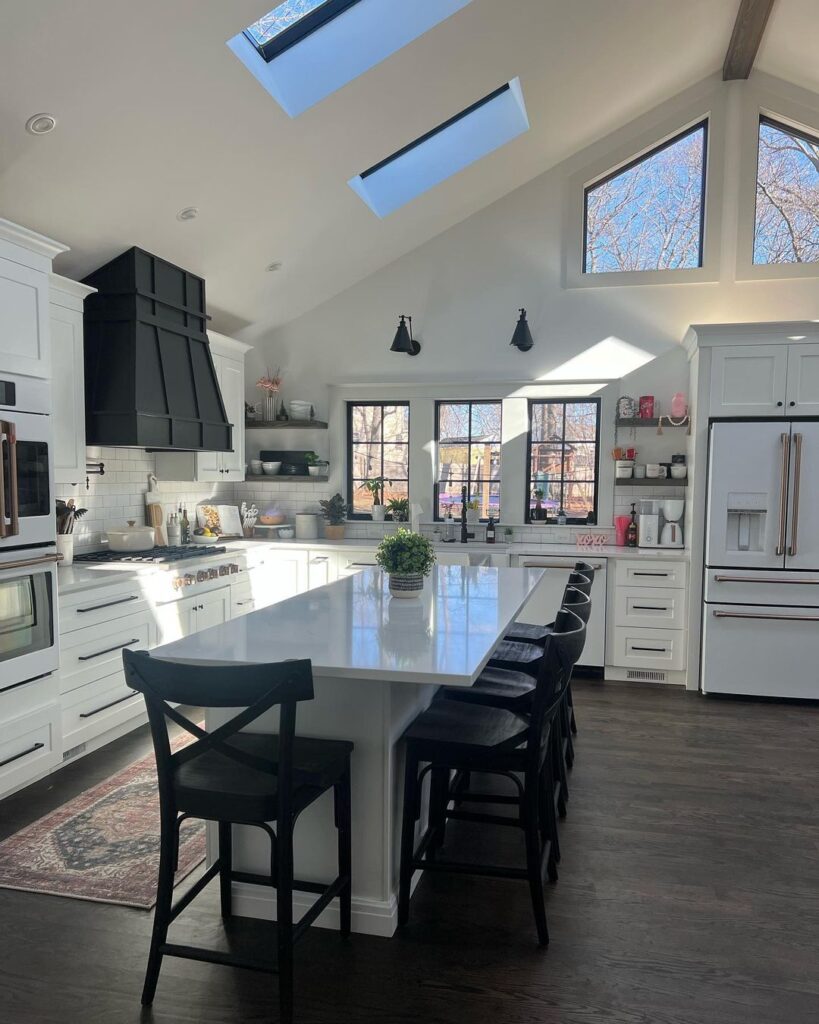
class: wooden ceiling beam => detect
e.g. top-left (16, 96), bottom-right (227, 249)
top-left (723, 0), bottom-right (777, 80)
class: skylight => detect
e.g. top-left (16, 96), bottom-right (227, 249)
top-left (229, 0), bottom-right (474, 118)
top-left (348, 79), bottom-right (530, 218)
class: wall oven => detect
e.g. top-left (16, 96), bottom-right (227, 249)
top-left (0, 548), bottom-right (59, 691)
top-left (0, 374), bottom-right (54, 550)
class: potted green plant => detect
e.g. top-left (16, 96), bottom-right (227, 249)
top-left (319, 493), bottom-right (350, 540)
top-left (376, 528), bottom-right (436, 598)
top-left (305, 451), bottom-right (329, 477)
top-left (386, 497), bottom-right (410, 522)
top-left (360, 477), bottom-right (392, 522)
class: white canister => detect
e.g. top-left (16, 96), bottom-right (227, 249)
top-left (56, 534), bottom-right (74, 566)
top-left (295, 513), bottom-right (318, 540)
top-left (633, 464), bottom-right (647, 479)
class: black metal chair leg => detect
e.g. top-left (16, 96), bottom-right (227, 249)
top-left (141, 810), bottom-right (177, 1005)
top-left (335, 762), bottom-right (352, 937)
top-left (568, 681), bottom-right (578, 735)
top-left (398, 752), bottom-right (419, 927)
top-left (539, 758), bottom-right (560, 876)
top-left (522, 791), bottom-right (549, 947)
top-left (218, 821), bottom-right (232, 918)
top-left (429, 766), bottom-right (449, 854)
top-left (562, 697), bottom-right (575, 769)
top-left (552, 724), bottom-right (568, 819)
top-left (276, 818), bottom-right (295, 1024)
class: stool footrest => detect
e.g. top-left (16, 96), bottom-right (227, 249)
top-left (412, 857), bottom-right (529, 881)
top-left (160, 942), bottom-right (276, 974)
top-left (446, 809), bottom-right (523, 829)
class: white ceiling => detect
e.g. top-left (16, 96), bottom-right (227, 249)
top-left (0, 0), bottom-right (810, 336)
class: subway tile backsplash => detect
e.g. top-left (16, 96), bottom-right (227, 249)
top-left (60, 449), bottom-right (674, 551)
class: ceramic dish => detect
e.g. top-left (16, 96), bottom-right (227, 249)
top-left (262, 462), bottom-right (282, 475)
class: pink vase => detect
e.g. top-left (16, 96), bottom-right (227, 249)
top-left (671, 392), bottom-right (688, 418)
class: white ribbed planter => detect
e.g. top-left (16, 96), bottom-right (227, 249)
top-left (388, 573), bottom-right (424, 598)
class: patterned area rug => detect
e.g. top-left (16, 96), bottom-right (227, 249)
top-left (0, 736), bottom-right (206, 909)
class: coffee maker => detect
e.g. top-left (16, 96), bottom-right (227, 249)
top-left (638, 499), bottom-right (685, 548)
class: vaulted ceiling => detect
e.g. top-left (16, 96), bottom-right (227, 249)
top-left (0, 0), bottom-right (813, 335)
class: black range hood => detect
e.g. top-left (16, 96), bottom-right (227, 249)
top-left (82, 247), bottom-right (232, 452)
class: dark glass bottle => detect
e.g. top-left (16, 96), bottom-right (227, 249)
top-left (626, 502), bottom-right (638, 548)
top-left (486, 517), bottom-right (496, 544)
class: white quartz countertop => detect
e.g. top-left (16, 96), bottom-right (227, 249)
top-left (150, 565), bottom-right (544, 686)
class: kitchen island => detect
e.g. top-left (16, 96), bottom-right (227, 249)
top-left (151, 564), bottom-right (543, 936)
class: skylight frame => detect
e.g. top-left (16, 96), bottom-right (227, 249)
top-left (581, 119), bottom-right (709, 275)
top-left (245, 0), bottom-right (363, 63)
top-left (349, 78), bottom-right (529, 217)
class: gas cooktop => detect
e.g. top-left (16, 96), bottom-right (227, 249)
top-left (75, 545), bottom-right (229, 565)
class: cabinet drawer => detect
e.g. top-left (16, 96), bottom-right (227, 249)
top-left (62, 674), bottom-right (144, 751)
top-left (614, 586), bottom-right (686, 629)
top-left (231, 583), bottom-right (258, 617)
top-left (610, 627), bottom-right (686, 671)
top-left (0, 672), bottom-right (59, 721)
top-left (0, 704), bottom-right (60, 797)
top-left (59, 583), bottom-right (149, 633)
top-left (59, 614), bottom-right (153, 694)
top-left (615, 560), bottom-right (687, 589)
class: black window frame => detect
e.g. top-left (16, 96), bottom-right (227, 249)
top-left (525, 398), bottom-right (601, 525)
top-left (245, 0), bottom-right (363, 63)
top-left (582, 119), bottom-right (709, 274)
top-left (753, 114), bottom-right (819, 266)
top-left (434, 400), bottom-right (503, 523)
top-left (346, 401), bottom-right (410, 520)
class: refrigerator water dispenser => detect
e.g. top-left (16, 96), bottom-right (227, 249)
top-left (726, 493), bottom-right (767, 552)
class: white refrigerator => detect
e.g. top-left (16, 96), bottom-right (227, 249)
top-left (701, 421), bottom-right (819, 699)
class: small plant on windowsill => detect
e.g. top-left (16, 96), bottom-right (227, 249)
top-left (532, 487), bottom-right (546, 523)
top-left (319, 493), bottom-right (350, 541)
top-left (305, 451), bottom-right (329, 477)
top-left (375, 528), bottom-right (436, 598)
top-left (466, 499), bottom-right (480, 525)
top-left (360, 477), bottom-right (392, 522)
top-left (386, 497), bottom-right (410, 522)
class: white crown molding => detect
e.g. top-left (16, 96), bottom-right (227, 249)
top-left (49, 272), bottom-right (96, 302)
top-left (0, 217), bottom-right (68, 260)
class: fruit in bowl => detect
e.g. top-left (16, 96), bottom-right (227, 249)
top-left (192, 527), bottom-right (219, 545)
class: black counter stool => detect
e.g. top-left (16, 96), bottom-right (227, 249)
top-left (123, 650), bottom-right (353, 1024)
top-left (503, 563), bottom-right (595, 649)
top-left (398, 612), bottom-right (584, 946)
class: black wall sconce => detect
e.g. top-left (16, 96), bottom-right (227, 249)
top-left (390, 314), bottom-right (421, 356)
top-left (510, 308), bottom-right (534, 352)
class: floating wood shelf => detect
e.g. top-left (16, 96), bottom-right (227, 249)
top-left (615, 477), bottom-right (688, 487)
top-left (615, 417), bottom-right (689, 428)
top-left (244, 474), bottom-right (329, 483)
top-left (245, 420), bottom-right (328, 430)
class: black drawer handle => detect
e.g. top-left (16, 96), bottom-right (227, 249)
top-left (78, 638), bottom-right (141, 661)
top-left (632, 572), bottom-right (671, 577)
top-left (631, 645), bottom-right (668, 652)
top-left (78, 691), bottom-right (137, 718)
top-left (632, 605), bottom-right (669, 611)
top-left (0, 742), bottom-right (45, 769)
top-left (76, 595), bottom-right (140, 614)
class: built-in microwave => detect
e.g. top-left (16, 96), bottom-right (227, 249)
top-left (0, 375), bottom-right (54, 550)
top-left (0, 548), bottom-right (59, 691)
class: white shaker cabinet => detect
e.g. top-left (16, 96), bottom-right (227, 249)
top-left (50, 274), bottom-right (96, 485)
top-left (0, 219), bottom-right (68, 379)
top-left (155, 332), bottom-right (251, 483)
top-left (784, 343), bottom-right (819, 415)
top-left (709, 345), bottom-right (789, 417)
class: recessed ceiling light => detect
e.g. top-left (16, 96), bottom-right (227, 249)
top-left (176, 206), bottom-right (199, 222)
top-left (25, 113), bottom-right (57, 135)
top-left (787, 335), bottom-right (807, 341)
top-left (266, 261), bottom-right (283, 272)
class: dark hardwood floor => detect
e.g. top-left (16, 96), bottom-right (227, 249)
top-left (1, 681), bottom-right (817, 1024)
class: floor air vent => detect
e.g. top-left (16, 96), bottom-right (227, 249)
top-left (626, 669), bottom-right (667, 683)
top-left (63, 743), bottom-right (87, 761)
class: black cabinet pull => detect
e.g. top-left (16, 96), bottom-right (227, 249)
top-left (77, 595), bottom-right (139, 614)
top-left (633, 571), bottom-right (670, 577)
top-left (0, 742), bottom-right (44, 769)
top-left (632, 604), bottom-right (668, 611)
top-left (78, 638), bottom-right (141, 661)
top-left (79, 692), bottom-right (137, 718)
top-left (631, 645), bottom-right (667, 652)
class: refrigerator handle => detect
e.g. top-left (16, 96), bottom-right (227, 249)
top-left (788, 433), bottom-right (803, 558)
top-left (776, 432), bottom-right (790, 557)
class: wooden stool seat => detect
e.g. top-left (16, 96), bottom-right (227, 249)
top-left (442, 666), bottom-right (535, 709)
top-left (403, 698), bottom-right (529, 763)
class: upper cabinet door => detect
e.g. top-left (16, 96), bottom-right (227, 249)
top-left (709, 345), bottom-right (788, 418)
top-left (785, 344), bottom-right (819, 415)
top-left (51, 303), bottom-right (86, 485)
top-left (218, 356), bottom-right (245, 481)
top-left (0, 259), bottom-right (50, 379)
